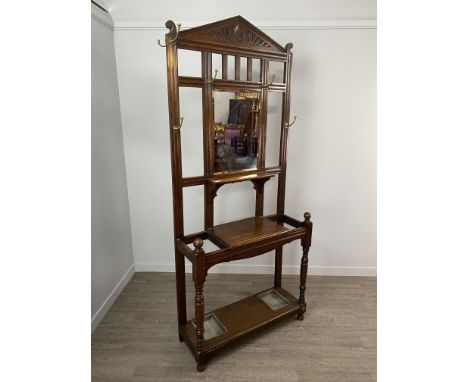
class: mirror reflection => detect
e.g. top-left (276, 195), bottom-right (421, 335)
top-left (213, 90), bottom-right (260, 173)
top-left (265, 91), bottom-right (283, 168)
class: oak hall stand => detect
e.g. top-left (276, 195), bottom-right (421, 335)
top-left (161, 16), bottom-right (313, 372)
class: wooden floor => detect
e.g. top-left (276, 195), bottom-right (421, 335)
top-left (92, 273), bottom-right (376, 382)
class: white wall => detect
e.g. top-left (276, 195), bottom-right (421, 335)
top-left (91, 5), bottom-right (134, 332)
top-left (111, 4), bottom-right (376, 276)
top-left (106, 0), bottom-right (376, 23)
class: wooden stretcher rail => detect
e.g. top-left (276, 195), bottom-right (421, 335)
top-left (177, 227), bottom-right (306, 267)
top-left (205, 227), bottom-right (305, 270)
top-left (277, 214), bottom-right (305, 228)
top-left (178, 76), bottom-right (286, 92)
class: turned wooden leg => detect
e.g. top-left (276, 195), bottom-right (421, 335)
top-left (298, 212), bottom-right (312, 320)
top-left (195, 284), bottom-right (207, 372)
top-left (297, 246), bottom-right (309, 320)
top-left (192, 238), bottom-right (207, 372)
top-left (194, 284), bottom-right (205, 350)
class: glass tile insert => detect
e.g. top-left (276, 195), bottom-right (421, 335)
top-left (257, 289), bottom-right (289, 310)
top-left (191, 313), bottom-right (227, 340)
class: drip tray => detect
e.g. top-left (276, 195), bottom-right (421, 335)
top-left (191, 313), bottom-right (227, 341)
top-left (257, 289), bottom-right (290, 310)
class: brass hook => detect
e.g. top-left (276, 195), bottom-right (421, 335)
top-left (284, 116), bottom-right (297, 129)
top-left (262, 74), bottom-right (276, 89)
top-left (157, 23), bottom-right (181, 47)
top-left (173, 117), bottom-right (184, 131)
top-left (205, 69), bottom-right (218, 85)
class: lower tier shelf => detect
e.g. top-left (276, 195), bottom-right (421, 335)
top-left (179, 286), bottom-right (301, 358)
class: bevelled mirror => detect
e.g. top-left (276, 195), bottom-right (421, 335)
top-left (213, 89), bottom-right (260, 173)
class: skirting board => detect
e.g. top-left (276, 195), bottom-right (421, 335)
top-left (134, 263), bottom-right (376, 277)
top-left (91, 263), bottom-right (135, 333)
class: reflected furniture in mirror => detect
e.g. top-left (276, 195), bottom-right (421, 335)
top-left (161, 16), bottom-right (313, 372)
top-left (213, 90), bottom-right (260, 172)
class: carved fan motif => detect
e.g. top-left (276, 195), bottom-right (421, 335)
top-left (203, 24), bottom-right (271, 48)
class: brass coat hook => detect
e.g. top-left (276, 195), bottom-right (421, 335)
top-left (262, 74), bottom-right (276, 89)
top-left (157, 23), bottom-right (181, 47)
top-left (205, 69), bottom-right (218, 85)
top-left (173, 117), bottom-right (184, 131)
top-left (284, 116), bottom-right (297, 129)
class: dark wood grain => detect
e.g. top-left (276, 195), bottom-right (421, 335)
top-left (247, 57), bottom-right (253, 81)
top-left (163, 17), bottom-right (311, 372)
top-left (221, 54), bottom-right (228, 79)
top-left (192, 239), bottom-right (206, 370)
top-left (180, 286), bottom-right (301, 360)
top-left (274, 44), bottom-right (294, 287)
top-left (178, 76), bottom-right (286, 91)
top-left (180, 166), bottom-right (281, 187)
top-left (208, 216), bottom-right (289, 247)
top-left (235, 56), bottom-right (240, 80)
top-left (205, 228), bottom-right (305, 270)
top-left (163, 32), bottom-right (187, 329)
top-left (202, 52), bottom-right (215, 231)
top-left (176, 16), bottom-right (288, 60)
top-left (208, 170), bottom-right (275, 185)
top-left (178, 76), bottom-right (203, 87)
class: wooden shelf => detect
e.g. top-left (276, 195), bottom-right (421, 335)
top-left (208, 170), bottom-right (277, 186)
top-left (181, 168), bottom-right (281, 188)
top-left (207, 216), bottom-right (289, 247)
top-left (179, 287), bottom-right (301, 359)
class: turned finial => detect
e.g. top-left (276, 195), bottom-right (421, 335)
top-left (165, 20), bottom-right (178, 38)
top-left (157, 20), bottom-right (180, 47)
top-left (193, 238), bottom-right (204, 250)
top-left (304, 212), bottom-right (311, 222)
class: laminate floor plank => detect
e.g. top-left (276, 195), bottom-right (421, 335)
top-left (92, 273), bottom-right (376, 382)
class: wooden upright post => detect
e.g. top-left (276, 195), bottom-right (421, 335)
top-left (275, 43), bottom-right (294, 287)
top-left (164, 21), bottom-right (187, 330)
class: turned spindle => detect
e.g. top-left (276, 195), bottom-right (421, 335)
top-left (192, 238), bottom-right (205, 352)
top-left (298, 212), bottom-right (312, 320)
